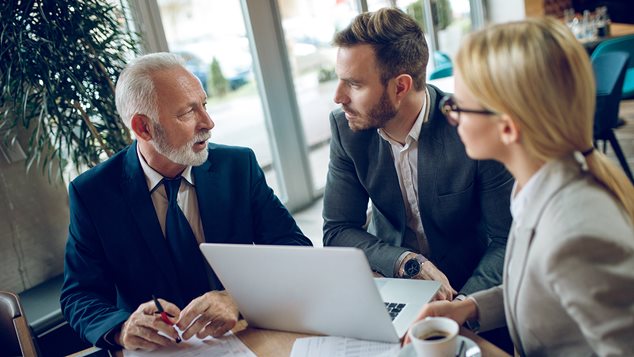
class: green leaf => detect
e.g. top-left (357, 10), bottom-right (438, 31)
top-left (0, 0), bottom-right (140, 178)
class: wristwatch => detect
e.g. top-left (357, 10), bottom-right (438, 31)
top-left (400, 254), bottom-right (426, 279)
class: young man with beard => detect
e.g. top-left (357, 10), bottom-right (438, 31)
top-left (323, 8), bottom-right (513, 302)
top-left (61, 53), bottom-right (311, 351)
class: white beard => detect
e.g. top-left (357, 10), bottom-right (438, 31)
top-left (151, 124), bottom-right (210, 166)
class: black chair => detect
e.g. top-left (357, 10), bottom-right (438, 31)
top-left (0, 291), bottom-right (38, 357)
top-left (592, 51), bottom-right (634, 183)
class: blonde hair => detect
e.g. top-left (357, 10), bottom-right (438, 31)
top-left (455, 17), bottom-right (634, 222)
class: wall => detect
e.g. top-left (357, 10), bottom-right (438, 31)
top-left (526, 0), bottom-right (546, 17)
top-left (486, 0), bottom-right (526, 23)
top-left (0, 133), bottom-right (69, 294)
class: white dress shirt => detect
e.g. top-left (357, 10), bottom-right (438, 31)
top-left (510, 161), bottom-right (549, 226)
top-left (378, 89), bottom-right (431, 260)
top-left (507, 161), bottom-right (549, 278)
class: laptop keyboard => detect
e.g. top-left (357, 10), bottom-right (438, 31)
top-left (384, 302), bottom-right (406, 320)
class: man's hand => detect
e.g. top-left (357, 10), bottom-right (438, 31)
top-left (177, 290), bottom-right (240, 341)
top-left (115, 299), bottom-right (181, 351)
top-left (417, 260), bottom-right (457, 301)
top-left (403, 299), bottom-right (478, 345)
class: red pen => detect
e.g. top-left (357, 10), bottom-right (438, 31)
top-left (152, 295), bottom-right (181, 343)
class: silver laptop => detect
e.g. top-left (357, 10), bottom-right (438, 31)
top-left (199, 243), bottom-right (440, 343)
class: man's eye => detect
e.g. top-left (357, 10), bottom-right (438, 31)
top-left (177, 109), bottom-right (194, 118)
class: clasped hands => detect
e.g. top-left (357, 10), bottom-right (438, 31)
top-left (115, 290), bottom-right (239, 351)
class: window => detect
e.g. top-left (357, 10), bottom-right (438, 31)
top-left (156, 0), bottom-right (279, 191)
top-left (134, 0), bottom-right (485, 209)
top-left (368, 0), bottom-right (476, 80)
top-left (278, 0), bottom-right (360, 190)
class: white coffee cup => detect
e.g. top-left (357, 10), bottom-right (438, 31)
top-left (408, 317), bottom-right (459, 357)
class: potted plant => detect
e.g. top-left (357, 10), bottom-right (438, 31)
top-left (1, 0), bottom-right (138, 175)
top-left (0, 0), bottom-right (138, 295)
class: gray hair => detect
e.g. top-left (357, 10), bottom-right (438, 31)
top-left (115, 52), bottom-right (185, 128)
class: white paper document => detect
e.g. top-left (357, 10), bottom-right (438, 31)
top-left (291, 336), bottom-right (400, 357)
top-left (123, 331), bottom-right (256, 357)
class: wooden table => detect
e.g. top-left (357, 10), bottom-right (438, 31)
top-left (233, 320), bottom-right (510, 357)
top-left (89, 320), bottom-right (509, 356)
top-left (610, 22), bottom-right (634, 37)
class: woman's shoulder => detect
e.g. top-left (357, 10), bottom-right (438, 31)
top-left (537, 174), bottom-right (633, 253)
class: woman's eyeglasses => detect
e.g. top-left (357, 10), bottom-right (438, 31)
top-left (439, 95), bottom-right (497, 126)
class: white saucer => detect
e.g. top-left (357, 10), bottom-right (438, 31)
top-left (398, 335), bottom-right (481, 357)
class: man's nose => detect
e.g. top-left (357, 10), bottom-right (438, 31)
top-left (198, 109), bottom-right (215, 130)
top-left (333, 81), bottom-right (349, 105)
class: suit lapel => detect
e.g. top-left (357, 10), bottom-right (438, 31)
top-left (417, 86), bottom-right (444, 255)
top-left (503, 223), bottom-right (534, 356)
top-left (505, 226), bottom-right (534, 305)
top-left (503, 155), bottom-right (581, 356)
top-left (367, 131), bottom-right (407, 237)
top-left (418, 86), bottom-right (443, 204)
top-left (120, 142), bottom-right (181, 293)
top-left (192, 151), bottom-right (226, 243)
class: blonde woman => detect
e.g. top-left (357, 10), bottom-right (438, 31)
top-left (406, 17), bottom-right (634, 356)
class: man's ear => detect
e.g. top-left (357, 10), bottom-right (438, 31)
top-left (393, 74), bottom-right (413, 103)
top-left (498, 114), bottom-right (520, 145)
top-left (130, 114), bottom-right (153, 141)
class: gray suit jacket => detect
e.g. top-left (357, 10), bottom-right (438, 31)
top-left (472, 155), bottom-right (634, 356)
top-left (323, 85), bottom-right (514, 294)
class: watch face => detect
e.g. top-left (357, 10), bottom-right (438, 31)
top-left (404, 259), bottom-right (420, 278)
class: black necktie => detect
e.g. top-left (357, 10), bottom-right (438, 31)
top-left (163, 177), bottom-right (210, 305)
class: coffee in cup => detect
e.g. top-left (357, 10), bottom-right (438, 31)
top-left (408, 317), bottom-right (459, 357)
top-left (419, 330), bottom-right (450, 341)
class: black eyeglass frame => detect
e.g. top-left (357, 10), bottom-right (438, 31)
top-left (439, 95), bottom-right (497, 126)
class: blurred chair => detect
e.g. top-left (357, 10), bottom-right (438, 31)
top-left (592, 51), bottom-right (634, 183)
top-left (434, 51), bottom-right (451, 66)
top-left (591, 34), bottom-right (634, 99)
top-left (0, 291), bottom-right (38, 357)
top-left (429, 51), bottom-right (453, 80)
top-left (429, 65), bottom-right (453, 80)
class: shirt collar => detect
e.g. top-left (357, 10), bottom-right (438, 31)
top-left (136, 145), bottom-right (194, 193)
top-left (378, 88), bottom-right (429, 146)
top-left (510, 161), bottom-right (550, 221)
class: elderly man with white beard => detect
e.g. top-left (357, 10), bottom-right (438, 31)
top-left (60, 52), bottom-right (311, 352)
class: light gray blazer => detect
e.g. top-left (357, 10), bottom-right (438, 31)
top-left (472, 155), bottom-right (634, 357)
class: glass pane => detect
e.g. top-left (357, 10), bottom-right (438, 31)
top-left (434, 0), bottom-right (472, 62)
top-left (156, 0), bottom-right (279, 193)
top-left (367, 0), bottom-right (473, 80)
top-left (277, 0), bottom-right (360, 191)
top-left (367, 0), bottom-right (436, 76)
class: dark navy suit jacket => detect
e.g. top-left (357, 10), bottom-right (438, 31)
top-left (61, 142), bottom-right (311, 347)
top-left (323, 85), bottom-right (513, 294)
